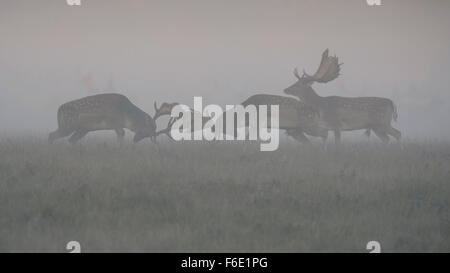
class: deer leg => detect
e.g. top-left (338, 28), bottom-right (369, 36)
top-left (286, 129), bottom-right (310, 144)
top-left (334, 130), bottom-right (341, 144)
top-left (372, 128), bottom-right (390, 144)
top-left (69, 130), bottom-right (88, 144)
top-left (49, 129), bottom-right (73, 144)
top-left (320, 135), bottom-right (328, 150)
top-left (48, 130), bottom-right (59, 144)
top-left (115, 128), bottom-right (125, 144)
top-left (299, 133), bottom-right (311, 144)
top-left (294, 132), bottom-right (311, 144)
top-left (388, 126), bottom-right (401, 141)
top-left (320, 129), bottom-right (329, 144)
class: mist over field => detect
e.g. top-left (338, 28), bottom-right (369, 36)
top-left (1, 0), bottom-right (450, 253)
top-left (0, 0), bottom-right (449, 138)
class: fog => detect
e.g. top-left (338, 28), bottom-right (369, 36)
top-left (1, 0), bottom-right (449, 139)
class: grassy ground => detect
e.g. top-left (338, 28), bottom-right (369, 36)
top-left (0, 137), bottom-right (449, 252)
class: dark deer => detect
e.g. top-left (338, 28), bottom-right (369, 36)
top-left (284, 49), bottom-right (401, 144)
top-left (240, 94), bottom-right (328, 143)
top-left (49, 93), bottom-right (170, 144)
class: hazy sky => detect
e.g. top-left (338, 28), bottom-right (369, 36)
top-left (0, 0), bottom-right (449, 139)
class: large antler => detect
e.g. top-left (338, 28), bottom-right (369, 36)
top-left (154, 102), bottom-right (180, 121)
top-left (301, 49), bottom-right (342, 84)
top-left (154, 102), bottom-right (162, 120)
top-left (155, 117), bottom-right (177, 140)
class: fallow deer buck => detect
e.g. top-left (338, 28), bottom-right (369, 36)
top-left (284, 49), bottom-right (401, 144)
top-left (49, 93), bottom-right (172, 144)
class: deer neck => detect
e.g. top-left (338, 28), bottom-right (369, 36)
top-left (124, 115), bottom-right (140, 132)
top-left (295, 86), bottom-right (323, 108)
top-left (126, 107), bottom-right (149, 133)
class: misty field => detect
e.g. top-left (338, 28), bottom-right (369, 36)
top-left (0, 137), bottom-right (449, 252)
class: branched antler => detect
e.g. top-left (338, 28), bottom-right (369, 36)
top-left (154, 102), bottom-right (162, 120)
top-left (155, 117), bottom-right (177, 140)
top-left (298, 49), bottom-right (342, 84)
top-left (154, 102), bottom-right (180, 120)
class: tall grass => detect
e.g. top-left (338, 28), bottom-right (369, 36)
top-left (0, 137), bottom-right (449, 252)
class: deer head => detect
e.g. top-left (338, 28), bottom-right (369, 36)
top-left (154, 102), bottom-right (180, 120)
top-left (133, 114), bottom-right (177, 143)
top-left (133, 114), bottom-right (158, 143)
top-left (284, 49), bottom-right (342, 100)
top-left (154, 116), bottom-right (177, 140)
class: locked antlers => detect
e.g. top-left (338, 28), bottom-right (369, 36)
top-left (155, 116), bottom-right (178, 140)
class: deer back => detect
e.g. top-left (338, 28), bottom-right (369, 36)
top-left (57, 93), bottom-right (155, 134)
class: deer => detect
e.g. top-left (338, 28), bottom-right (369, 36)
top-left (284, 49), bottom-right (401, 144)
top-left (49, 93), bottom-right (172, 144)
top-left (153, 95), bottom-right (328, 144)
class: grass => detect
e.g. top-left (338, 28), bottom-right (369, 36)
top-left (0, 136), bottom-right (449, 252)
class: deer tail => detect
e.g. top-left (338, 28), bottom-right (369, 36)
top-left (57, 106), bottom-right (65, 128)
top-left (57, 105), bottom-right (71, 130)
top-left (392, 102), bottom-right (398, 122)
